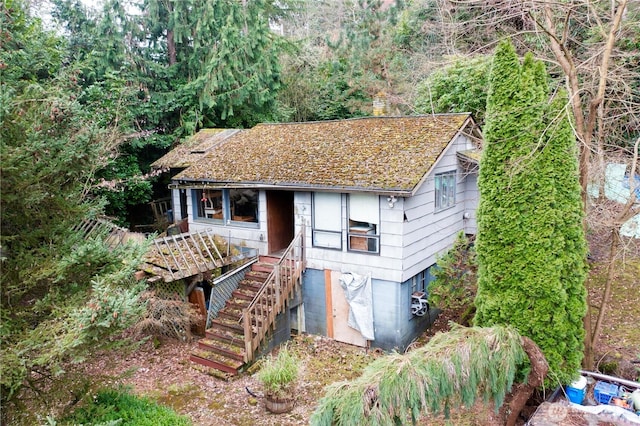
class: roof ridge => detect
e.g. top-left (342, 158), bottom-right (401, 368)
top-left (255, 113), bottom-right (472, 127)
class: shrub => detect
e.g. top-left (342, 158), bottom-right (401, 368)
top-left (61, 386), bottom-right (191, 426)
top-left (428, 233), bottom-right (477, 324)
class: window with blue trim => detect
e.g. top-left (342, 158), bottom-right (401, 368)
top-left (195, 189), bottom-right (224, 220)
top-left (193, 189), bottom-right (258, 224)
top-left (411, 265), bottom-right (436, 295)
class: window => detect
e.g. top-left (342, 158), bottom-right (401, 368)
top-left (347, 194), bottom-right (380, 254)
top-left (411, 265), bottom-right (436, 295)
top-left (435, 171), bottom-right (456, 211)
top-left (229, 189), bottom-right (258, 223)
top-left (193, 188), bottom-right (258, 224)
top-left (195, 189), bottom-right (223, 220)
top-left (312, 192), bottom-right (343, 249)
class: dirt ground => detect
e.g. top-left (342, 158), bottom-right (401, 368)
top-left (56, 285), bottom-right (638, 426)
top-left (7, 235), bottom-right (639, 426)
top-left (9, 298), bottom-right (639, 426)
top-left (70, 334), bottom-right (385, 426)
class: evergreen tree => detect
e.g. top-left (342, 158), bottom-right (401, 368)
top-left (1, 1), bottom-right (148, 408)
top-left (415, 55), bottom-right (491, 124)
top-left (474, 40), bottom-right (587, 385)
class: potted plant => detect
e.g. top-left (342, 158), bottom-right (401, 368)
top-left (257, 344), bottom-right (299, 413)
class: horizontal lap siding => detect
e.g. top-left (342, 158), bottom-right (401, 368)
top-left (297, 192), bottom-right (405, 283)
top-left (401, 134), bottom-right (476, 281)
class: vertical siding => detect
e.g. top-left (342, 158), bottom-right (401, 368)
top-left (301, 269), bottom-right (327, 336)
top-left (463, 173), bottom-right (479, 234)
top-left (301, 268), bottom-right (432, 352)
top-left (171, 189), bottom-right (181, 222)
top-left (370, 277), bottom-right (404, 350)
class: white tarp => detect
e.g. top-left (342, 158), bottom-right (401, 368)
top-left (587, 163), bottom-right (640, 239)
top-left (339, 272), bottom-right (375, 341)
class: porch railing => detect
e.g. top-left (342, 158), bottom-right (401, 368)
top-left (242, 226), bottom-right (305, 362)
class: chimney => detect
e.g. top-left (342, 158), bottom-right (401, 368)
top-left (373, 92), bottom-right (388, 116)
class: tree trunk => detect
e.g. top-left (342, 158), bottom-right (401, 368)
top-left (500, 336), bottom-right (549, 426)
top-left (167, 30), bottom-right (176, 66)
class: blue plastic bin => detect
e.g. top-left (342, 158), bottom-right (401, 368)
top-left (594, 381), bottom-right (618, 404)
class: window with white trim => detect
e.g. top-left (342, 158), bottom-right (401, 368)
top-left (312, 192), bottom-right (342, 249)
top-left (347, 193), bottom-right (380, 254)
top-left (435, 171), bottom-right (456, 211)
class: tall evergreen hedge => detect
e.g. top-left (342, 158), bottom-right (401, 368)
top-left (474, 40), bottom-right (587, 385)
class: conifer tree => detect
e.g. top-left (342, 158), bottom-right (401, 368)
top-left (474, 40), bottom-right (587, 385)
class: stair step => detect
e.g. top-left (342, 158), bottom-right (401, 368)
top-left (259, 255), bottom-right (280, 264)
top-left (252, 262), bottom-right (275, 273)
top-left (245, 270), bottom-right (270, 282)
top-left (226, 298), bottom-right (251, 310)
top-left (206, 328), bottom-right (245, 347)
top-left (211, 317), bottom-right (244, 334)
top-left (220, 305), bottom-right (243, 318)
top-left (198, 338), bottom-right (245, 361)
top-left (232, 288), bottom-right (255, 301)
top-left (190, 350), bottom-right (244, 376)
top-left (218, 312), bottom-right (242, 325)
top-left (238, 279), bottom-right (263, 291)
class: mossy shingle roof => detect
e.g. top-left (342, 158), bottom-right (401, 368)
top-left (151, 129), bottom-right (241, 170)
top-left (174, 114), bottom-right (472, 194)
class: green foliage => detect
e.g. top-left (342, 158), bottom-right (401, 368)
top-left (311, 325), bottom-right (529, 425)
top-left (278, 0), bottom-right (409, 120)
top-left (416, 56), bottom-right (491, 124)
top-left (257, 344), bottom-right (299, 397)
top-left (95, 154), bottom-right (153, 224)
top-left (1, 237), bottom-right (149, 404)
top-left (137, 0), bottom-right (291, 128)
top-left (1, 0), bottom-right (125, 297)
top-left (71, 275), bottom-right (147, 341)
top-left (474, 40), bottom-right (588, 386)
top-left (428, 233), bottom-right (477, 322)
top-left (60, 386), bottom-right (191, 425)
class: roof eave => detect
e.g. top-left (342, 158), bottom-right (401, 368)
top-left (169, 179), bottom-right (413, 197)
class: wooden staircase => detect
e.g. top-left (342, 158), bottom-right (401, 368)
top-left (190, 229), bottom-right (305, 375)
top-left (190, 256), bottom-right (280, 375)
top-left (189, 255), bottom-right (281, 375)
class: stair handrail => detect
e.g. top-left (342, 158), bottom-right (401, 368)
top-left (241, 226), bottom-right (305, 362)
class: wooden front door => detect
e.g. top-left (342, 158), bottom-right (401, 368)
top-left (266, 191), bottom-right (294, 254)
top-left (325, 270), bottom-right (367, 347)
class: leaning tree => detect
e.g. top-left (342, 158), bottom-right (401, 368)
top-left (311, 325), bottom-right (547, 426)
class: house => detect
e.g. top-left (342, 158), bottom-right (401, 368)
top-left (153, 113), bottom-right (482, 357)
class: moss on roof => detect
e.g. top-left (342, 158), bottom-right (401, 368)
top-left (151, 129), bottom-right (241, 169)
top-left (175, 114), bottom-right (471, 193)
top-left (457, 149), bottom-right (481, 162)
